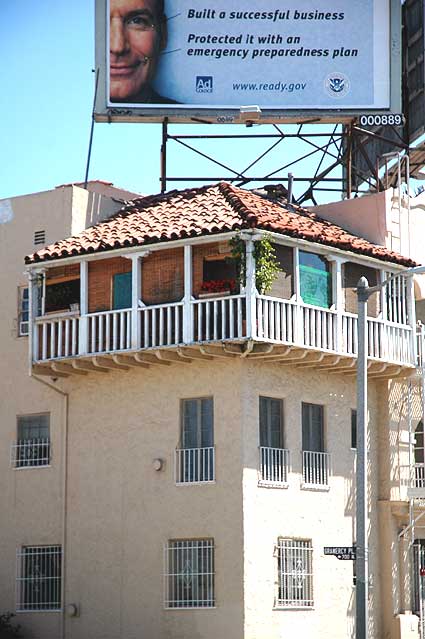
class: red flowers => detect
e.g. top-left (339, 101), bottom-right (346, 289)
top-left (200, 279), bottom-right (237, 293)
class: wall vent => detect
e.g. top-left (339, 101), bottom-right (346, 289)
top-left (34, 230), bottom-right (46, 245)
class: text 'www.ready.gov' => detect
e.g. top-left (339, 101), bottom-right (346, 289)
top-left (233, 81), bottom-right (307, 93)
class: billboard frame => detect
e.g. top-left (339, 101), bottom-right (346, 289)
top-left (94, 0), bottom-right (402, 125)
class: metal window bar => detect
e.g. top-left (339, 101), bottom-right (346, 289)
top-left (16, 545), bottom-right (62, 611)
top-left (415, 464), bottom-right (425, 490)
top-left (175, 447), bottom-right (215, 484)
top-left (11, 439), bottom-right (51, 468)
top-left (164, 539), bottom-right (214, 608)
top-left (277, 539), bottom-right (313, 608)
top-left (259, 447), bottom-right (289, 485)
top-left (302, 450), bottom-right (330, 487)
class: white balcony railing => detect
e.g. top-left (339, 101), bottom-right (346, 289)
top-left (175, 447), bottom-right (215, 484)
top-left (88, 309), bottom-right (132, 354)
top-left (10, 439), bottom-right (51, 469)
top-left (259, 446), bottom-right (289, 485)
top-left (191, 295), bottom-right (245, 342)
top-left (256, 296), bottom-right (296, 343)
top-left (302, 450), bottom-right (330, 488)
top-left (32, 292), bottom-right (416, 368)
top-left (139, 302), bottom-right (184, 348)
top-left (35, 315), bottom-right (79, 360)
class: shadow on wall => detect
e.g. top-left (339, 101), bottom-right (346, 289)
top-left (347, 587), bottom-right (355, 639)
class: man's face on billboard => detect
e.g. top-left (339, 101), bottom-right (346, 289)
top-left (109, 0), bottom-right (166, 102)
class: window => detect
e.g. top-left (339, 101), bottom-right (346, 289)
top-left (16, 545), bottom-right (62, 611)
top-left (259, 397), bottom-right (283, 448)
top-left (302, 403), bottom-right (324, 452)
top-left (276, 539), bottom-right (313, 608)
top-left (45, 278), bottom-right (80, 314)
top-left (164, 539), bottom-right (214, 608)
top-left (302, 403), bottom-right (329, 487)
top-left (259, 397), bottom-right (288, 484)
top-left (18, 287), bottom-right (29, 336)
top-left (175, 398), bottom-right (214, 483)
top-left (299, 251), bottom-right (331, 309)
top-left (12, 414), bottom-right (50, 468)
top-left (351, 409), bottom-right (357, 449)
top-left (415, 421), bottom-right (425, 488)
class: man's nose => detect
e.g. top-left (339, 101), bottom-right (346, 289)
top-left (110, 18), bottom-right (129, 55)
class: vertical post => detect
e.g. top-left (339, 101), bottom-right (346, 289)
top-left (406, 276), bottom-right (417, 366)
top-left (160, 118), bottom-right (168, 194)
top-left (245, 238), bottom-right (257, 339)
top-left (346, 124), bottom-right (353, 199)
top-left (331, 258), bottom-right (344, 353)
top-left (79, 261), bottom-right (88, 355)
top-left (356, 276), bottom-right (369, 639)
top-left (131, 255), bottom-right (142, 350)
top-left (29, 270), bottom-right (43, 366)
top-left (293, 247), bottom-right (301, 345)
top-left (183, 244), bottom-right (193, 343)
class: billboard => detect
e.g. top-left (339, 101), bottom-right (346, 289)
top-left (94, 0), bottom-right (401, 123)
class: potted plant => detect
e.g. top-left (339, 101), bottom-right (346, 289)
top-left (199, 278), bottom-right (237, 298)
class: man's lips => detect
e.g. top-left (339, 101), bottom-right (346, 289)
top-left (110, 62), bottom-right (142, 77)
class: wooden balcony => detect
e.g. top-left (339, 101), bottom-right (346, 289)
top-left (31, 291), bottom-right (416, 379)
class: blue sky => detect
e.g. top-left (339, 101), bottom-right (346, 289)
top-left (1, 1), bottom-right (351, 202)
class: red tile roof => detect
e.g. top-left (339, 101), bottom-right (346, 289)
top-left (26, 182), bottom-right (416, 267)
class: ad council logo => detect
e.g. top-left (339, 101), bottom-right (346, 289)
top-left (196, 76), bottom-right (213, 93)
top-left (324, 72), bottom-right (350, 98)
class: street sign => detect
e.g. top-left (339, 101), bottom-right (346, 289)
top-left (324, 546), bottom-right (356, 560)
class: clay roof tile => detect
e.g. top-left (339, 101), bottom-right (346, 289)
top-left (25, 182), bottom-right (416, 268)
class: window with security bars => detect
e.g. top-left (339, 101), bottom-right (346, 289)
top-left (16, 545), bottom-right (62, 611)
top-left (164, 539), bottom-right (215, 608)
top-left (18, 287), bottom-right (29, 336)
top-left (276, 539), bottom-right (313, 608)
top-left (11, 414), bottom-right (50, 468)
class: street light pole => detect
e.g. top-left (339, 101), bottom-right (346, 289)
top-left (355, 265), bottom-right (425, 639)
top-left (356, 276), bottom-right (369, 639)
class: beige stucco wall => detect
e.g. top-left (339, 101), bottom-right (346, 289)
top-left (240, 361), bottom-right (381, 639)
top-left (311, 187), bottom-right (425, 268)
top-left (57, 360), bottom-right (245, 639)
top-left (0, 183), bottom-right (145, 639)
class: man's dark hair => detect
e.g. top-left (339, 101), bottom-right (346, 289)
top-left (157, 0), bottom-right (165, 20)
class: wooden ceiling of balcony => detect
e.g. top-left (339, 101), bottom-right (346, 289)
top-left (31, 341), bottom-right (414, 381)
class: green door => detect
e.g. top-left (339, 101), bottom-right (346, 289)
top-left (113, 272), bottom-right (132, 310)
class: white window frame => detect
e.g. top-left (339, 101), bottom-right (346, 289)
top-left (164, 539), bottom-right (215, 609)
top-left (11, 414), bottom-right (51, 469)
top-left (276, 538), bottom-right (313, 609)
top-left (16, 545), bottom-right (62, 612)
top-left (17, 286), bottom-right (29, 337)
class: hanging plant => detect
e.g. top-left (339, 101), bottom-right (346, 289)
top-left (229, 233), bottom-right (281, 294)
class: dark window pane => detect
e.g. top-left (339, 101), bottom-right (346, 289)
top-left (45, 279), bottom-right (80, 313)
top-left (302, 403), bottom-right (324, 452)
top-left (259, 397), bottom-right (283, 448)
top-left (351, 410), bottom-right (357, 449)
top-left (18, 414), bottom-right (49, 440)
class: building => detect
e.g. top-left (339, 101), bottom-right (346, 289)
top-left (1, 180), bottom-right (425, 639)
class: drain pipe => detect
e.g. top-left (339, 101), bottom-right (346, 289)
top-left (287, 173), bottom-right (294, 205)
top-left (28, 270), bottom-right (69, 638)
top-left (30, 371), bottom-right (69, 639)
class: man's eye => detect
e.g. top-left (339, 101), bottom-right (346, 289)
top-left (126, 15), bottom-right (154, 30)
